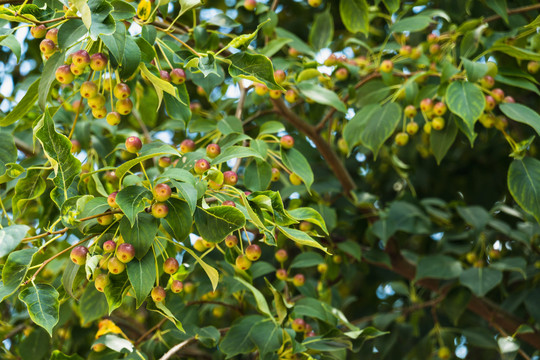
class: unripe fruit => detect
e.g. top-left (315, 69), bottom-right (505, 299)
top-left (40, 39), bottom-right (56, 55)
top-left (183, 282), bottom-right (195, 293)
top-left (72, 50), bottom-right (90, 67)
top-left (275, 249), bottom-right (288, 262)
top-left (71, 139), bottom-right (81, 153)
top-left (46, 28), bottom-right (58, 44)
top-left (379, 60), bottom-right (394, 73)
top-left (479, 75), bottom-right (495, 89)
top-left (107, 192), bottom-right (119, 208)
top-left (395, 132), bottom-right (409, 146)
top-left (103, 76), bottom-right (112, 91)
top-left (274, 69), bottom-right (286, 84)
top-left (223, 171), bottom-right (238, 186)
top-left (125, 136), bottom-right (142, 153)
top-left (99, 257), bottom-right (109, 270)
top-left (269, 90), bottom-right (282, 99)
top-left (116, 243), bottom-right (135, 263)
top-left (292, 318), bottom-right (306, 332)
top-left (420, 98), bottom-right (433, 112)
top-left (438, 347), bottom-right (451, 360)
top-left (114, 83), bottom-right (131, 99)
top-left (106, 111), bottom-right (121, 126)
top-left (194, 159), bottom-right (210, 174)
top-left (151, 203), bottom-right (169, 218)
top-left (245, 244), bottom-right (262, 261)
top-left (528, 61), bottom-right (540, 74)
top-left (299, 221), bottom-right (312, 232)
top-left (276, 268), bottom-right (288, 280)
top-left (193, 238), bottom-right (206, 252)
top-left (160, 70), bottom-right (171, 82)
top-left (307, 0), bottom-right (322, 7)
top-left (225, 235), bottom-right (238, 248)
top-left (288, 47), bottom-right (300, 57)
top-left (163, 257), bottom-right (179, 274)
top-left (495, 115), bottom-right (508, 131)
top-left (95, 273), bottom-right (110, 292)
top-left (270, 168), bottom-right (280, 182)
top-left (55, 65), bottom-right (74, 84)
top-left (202, 239), bottom-right (214, 248)
top-left (206, 144), bottom-right (221, 159)
top-left (72, 100), bottom-right (83, 113)
top-left (103, 240), bottom-right (116, 253)
top-left (159, 157), bottom-right (171, 168)
top-left (432, 117), bottom-right (445, 130)
top-left (485, 95), bottom-right (496, 111)
top-left (491, 88), bottom-right (505, 103)
top-left (479, 113), bottom-right (495, 128)
top-left (280, 135), bottom-right (294, 149)
top-left (88, 94), bottom-right (106, 109)
top-left (504, 96), bottom-right (515, 103)
top-left (293, 273), bottom-right (305, 287)
top-left (423, 122), bottom-right (432, 134)
top-left (196, 86), bottom-right (206, 96)
top-left (180, 139), bottom-right (195, 153)
top-left (289, 173), bottom-right (302, 185)
top-left (335, 67), bottom-right (349, 81)
top-left (190, 102), bottom-right (201, 112)
top-left (108, 257), bottom-right (126, 274)
top-left (404, 105), bottom-right (417, 118)
top-left (324, 54), bottom-right (337, 66)
top-left (235, 254), bottom-right (252, 270)
top-left (97, 213), bottom-right (114, 226)
top-left (429, 43), bottom-right (440, 55)
top-left (223, 200), bottom-right (236, 207)
top-left (399, 45), bottom-right (412, 57)
top-left (151, 286), bottom-right (166, 302)
top-left (406, 121), bottom-right (419, 135)
top-left (80, 81), bottom-right (98, 99)
top-left (31, 24), bottom-right (47, 38)
top-left (170, 68), bottom-right (186, 84)
top-left (70, 63), bottom-right (84, 76)
top-left (154, 183), bottom-right (172, 202)
top-left (317, 263), bottom-right (328, 273)
top-left (90, 53), bottom-right (108, 71)
top-left (244, 0), bottom-right (256, 11)
top-left (433, 102), bottom-right (447, 116)
top-left (70, 246), bottom-right (89, 265)
top-left (333, 254), bottom-right (342, 264)
top-left (171, 280), bottom-right (183, 293)
top-left (92, 344), bottom-right (106, 352)
top-left (116, 98), bottom-right (133, 115)
top-left (285, 89), bottom-right (298, 103)
top-left (427, 33), bottom-right (438, 43)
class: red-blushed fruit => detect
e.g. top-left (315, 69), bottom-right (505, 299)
top-left (70, 63), bottom-right (84, 76)
top-left (163, 257), bottom-right (179, 274)
top-left (171, 280), bottom-right (183, 293)
top-left (274, 69), bottom-right (286, 83)
top-left (193, 238), bottom-right (206, 252)
top-left (55, 65), bottom-right (74, 84)
top-left (427, 33), bottom-right (438, 43)
top-left (406, 121), bottom-right (419, 135)
top-left (113, 83), bottom-right (131, 99)
top-left (420, 98), bottom-right (433, 112)
top-left (395, 132), bottom-right (409, 146)
top-left (180, 139), bottom-right (195, 153)
top-left (160, 70), bottom-right (171, 82)
top-left (154, 183), bottom-right (172, 202)
top-left (528, 61), bottom-right (540, 74)
top-left (116, 98), bottom-right (133, 115)
top-left (432, 117), bottom-right (445, 130)
top-left (202, 239), bottom-right (214, 248)
top-left (479, 113), bottom-right (495, 128)
top-left (479, 75), bottom-right (495, 89)
top-left (285, 89), bottom-right (298, 103)
top-left (88, 94), bottom-right (106, 109)
top-left (293, 273), bottom-right (305, 287)
top-left (275, 249), bottom-right (288, 262)
top-left (80, 81), bottom-right (98, 98)
top-left (223, 171), bottom-right (238, 186)
top-left (116, 243), bottom-right (135, 263)
top-left (223, 200), bottom-right (236, 207)
top-left (292, 318), bottom-right (306, 332)
top-left (99, 257), bottom-right (109, 270)
top-left (183, 282), bottom-right (195, 293)
top-left (31, 24), bottom-right (47, 38)
top-left (159, 157), bottom-right (171, 168)
top-left (170, 68), bottom-right (186, 84)
top-left (206, 143), bottom-right (221, 158)
top-left (103, 240), bottom-right (116, 253)
top-left (72, 49), bottom-right (90, 67)
top-left (236, 254), bottom-right (252, 270)
top-left (280, 135), bottom-right (294, 149)
top-left (97, 213), bottom-right (114, 226)
top-left (307, 0), bottom-right (321, 7)
top-left (324, 53), bottom-right (337, 66)
top-left (429, 43), bottom-right (440, 55)
top-left (410, 46), bottom-right (423, 59)
top-left (355, 55), bottom-right (369, 67)
top-left (485, 95), bottom-right (496, 111)
top-left (404, 105), bottom-right (417, 118)
top-left (438, 347), bottom-right (451, 360)
top-left (245, 244), bottom-right (261, 261)
top-left (90, 53), bottom-right (108, 71)
top-left (70, 246), bottom-right (88, 265)
top-left (94, 273), bottom-right (109, 292)
top-left (504, 96), bottom-right (515, 103)
top-left (306, 331), bottom-right (316, 337)
top-left (151, 286), bottom-right (166, 302)
top-left (125, 136), bottom-right (142, 154)
top-left (190, 102), bottom-right (202, 113)
top-left (244, 0), bottom-right (256, 11)
top-left (255, 83), bottom-right (268, 96)
top-left (269, 90), bottom-right (282, 99)
top-left (108, 257), bottom-right (126, 274)
top-left (46, 28), bottom-right (58, 44)
top-left (289, 173), bottom-right (302, 185)
top-left (196, 86), bottom-right (206, 96)
top-left (71, 139), bottom-right (81, 153)
top-left (92, 343), bottom-right (106, 352)
top-left (433, 102), bottom-right (447, 116)
top-left (379, 59), bottom-right (394, 73)
top-left (335, 67), bottom-right (349, 81)
top-left (152, 203), bottom-right (169, 218)
top-left (317, 263), bottom-right (328, 273)
top-left (194, 159), bottom-right (210, 175)
top-left (106, 111), bottom-right (121, 126)
top-left (299, 221), bottom-right (312, 232)
top-left (491, 88), bottom-right (505, 103)
top-left (276, 268), bottom-right (288, 280)
top-left (271, 168), bottom-right (280, 182)
top-left (72, 99), bottom-right (83, 113)
top-left (399, 45), bottom-right (412, 57)
top-left (107, 192), bottom-right (119, 208)
top-left (225, 235), bottom-right (238, 248)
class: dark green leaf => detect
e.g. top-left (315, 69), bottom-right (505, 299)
top-left (0, 78), bottom-right (40, 126)
top-left (391, 15), bottom-right (433, 33)
top-left (486, 0), bottom-right (508, 24)
top-left (220, 315), bottom-right (264, 356)
top-left (290, 252), bottom-right (325, 268)
top-left (459, 267), bottom-right (502, 297)
top-left (38, 52), bottom-right (64, 109)
top-left (462, 58), bottom-right (488, 83)
top-left (508, 157), bottom-right (540, 223)
top-left (309, 7), bottom-right (333, 50)
top-left (100, 21), bottom-right (126, 65)
top-left (116, 185), bottom-right (152, 226)
top-left (416, 254), bottom-right (463, 280)
top-left (162, 198), bottom-right (192, 242)
top-left (250, 320), bottom-right (282, 355)
top-left (0, 248), bottom-right (36, 301)
top-left (446, 81), bottom-right (485, 134)
top-left (194, 206), bottom-right (246, 243)
top-left (297, 82), bottom-right (347, 113)
top-left (19, 284), bottom-right (59, 336)
top-left (110, 0), bottom-right (136, 20)
top-left (0, 224), bottom-right (29, 258)
top-left (340, 0), bottom-right (369, 35)
top-left (359, 102), bottom-right (402, 159)
top-left (50, 350), bottom-right (84, 360)
top-left (211, 146), bottom-right (264, 165)
top-left (127, 251), bottom-right (156, 308)
top-left (288, 207), bottom-right (328, 235)
top-left (277, 226), bottom-right (329, 254)
top-left (0, 34), bottom-right (21, 62)
top-left (228, 52), bottom-right (282, 90)
top-left (281, 147), bottom-right (314, 191)
top-left (58, 19), bottom-right (87, 49)
top-left (430, 116), bottom-right (458, 164)
top-left (500, 103), bottom-right (540, 136)
top-left (244, 160), bottom-right (272, 191)
top-left (103, 271), bottom-right (130, 314)
top-left (120, 212), bottom-right (159, 259)
top-left (79, 285), bottom-right (108, 324)
top-left (495, 75), bottom-right (540, 96)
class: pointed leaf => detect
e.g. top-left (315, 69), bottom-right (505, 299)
top-left (359, 102), bottom-right (402, 159)
top-left (508, 157), bottom-right (540, 222)
top-left (119, 213), bottom-right (159, 259)
top-left (459, 267), bottom-right (502, 297)
top-left (19, 284), bottom-right (59, 336)
top-left (277, 225), bottom-right (329, 254)
top-left (116, 185), bottom-right (152, 226)
top-left (194, 206), bottom-right (246, 243)
top-left (127, 251), bottom-right (156, 308)
top-left (0, 248), bottom-right (36, 301)
top-left (446, 81), bottom-right (485, 134)
top-left (0, 225), bottom-right (29, 258)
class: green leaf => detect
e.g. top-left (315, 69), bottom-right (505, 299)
top-left (508, 157), bottom-right (540, 223)
top-left (391, 15), bottom-right (434, 33)
top-left (170, 181), bottom-right (197, 215)
top-left (430, 116), bottom-right (458, 164)
top-left (382, 0), bottom-right (399, 13)
top-left (164, 83), bottom-right (191, 124)
top-left (177, 243), bottom-right (219, 291)
top-left (207, 13), bottom-right (240, 28)
top-left (12, 169), bottom-right (46, 215)
top-left (162, 198), bottom-right (192, 242)
top-left (116, 143), bottom-right (180, 180)
top-left (61, 261), bottom-right (81, 299)
top-left (290, 252), bottom-right (325, 268)
top-left (459, 267), bottom-right (502, 297)
top-left (0, 78), bottom-right (39, 126)
top-left (19, 284), bottom-right (59, 336)
top-left (500, 103), bottom-right (540, 137)
top-left (0, 224), bottom-right (29, 258)
top-left (250, 320), bottom-right (282, 355)
top-left (178, 0), bottom-right (203, 17)
top-left (446, 81), bottom-right (485, 134)
top-left (294, 297), bottom-right (337, 325)
top-left (372, 201), bottom-right (430, 244)
top-left (456, 205), bottom-right (491, 229)
top-left (34, 110), bottom-right (82, 208)
top-left (218, 115), bottom-right (243, 135)
top-left (110, 0), bottom-right (136, 20)
top-left (339, 0), bottom-right (369, 35)
top-left (281, 147), bottom-right (314, 191)
top-left (58, 19), bottom-right (87, 49)
top-left (486, 0), bottom-right (508, 24)
top-left (297, 82), bottom-right (347, 113)
top-left (79, 285), bottom-right (108, 324)
top-left (127, 251), bottom-right (157, 308)
top-left (151, 300), bottom-right (184, 332)
top-left (220, 315), bottom-right (263, 356)
top-left (359, 102), bottom-right (402, 159)
top-left (337, 240), bottom-right (362, 261)
top-left (0, 248), bottom-right (36, 301)
top-left (88, 0), bottom-right (115, 39)
top-left (235, 278), bottom-right (273, 318)
top-left (116, 185), bottom-right (152, 226)
top-left (288, 207), bottom-right (328, 235)
top-left (140, 63), bottom-right (177, 109)
top-left (194, 206), bottom-right (246, 243)
top-left (119, 36), bottom-right (140, 78)
top-left (259, 121), bottom-right (285, 136)
top-left (416, 254), bottom-right (463, 280)
top-left (0, 34), bottom-right (21, 62)
top-left (490, 44), bottom-right (540, 61)
top-left (490, 257), bottom-right (527, 278)
top-left (103, 271), bottom-right (130, 314)
top-left (260, 38), bottom-right (292, 57)
top-left (309, 7), bottom-right (333, 50)
top-left (100, 22), bottom-right (126, 66)
top-left (211, 146), bottom-right (264, 165)
top-left (119, 213), bottom-right (159, 259)
top-left (277, 226), bottom-right (329, 254)
top-left (343, 104), bottom-right (378, 151)
top-left (461, 58), bottom-right (488, 83)
top-left (72, 0), bottom-right (92, 29)
top-left (50, 350), bottom-right (84, 360)
top-left (38, 52), bottom-right (64, 110)
top-left (274, 27), bottom-right (315, 57)
top-left (495, 74), bottom-right (540, 96)
top-left (228, 52), bottom-right (283, 91)
top-left (244, 160), bottom-right (272, 192)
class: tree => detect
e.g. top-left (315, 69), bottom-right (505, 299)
top-left (1, 0), bottom-right (540, 358)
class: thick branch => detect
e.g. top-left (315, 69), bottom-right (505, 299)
top-left (272, 98), bottom-right (357, 197)
top-left (484, 3), bottom-right (540, 23)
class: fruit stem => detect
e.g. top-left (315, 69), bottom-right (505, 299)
top-left (0, 196), bottom-right (12, 226)
top-left (151, 245), bottom-right (160, 286)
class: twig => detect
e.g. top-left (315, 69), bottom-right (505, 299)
top-left (484, 3), bottom-right (540, 23)
top-left (23, 227), bottom-right (68, 242)
top-left (242, 109), bottom-right (276, 126)
top-left (490, 322), bottom-right (531, 360)
top-left (186, 300), bottom-right (242, 313)
top-left (135, 318), bottom-right (167, 345)
top-left (235, 80), bottom-right (246, 119)
top-left (159, 327), bottom-right (230, 360)
top-left (14, 137), bottom-right (34, 156)
top-left (2, 323), bottom-right (26, 341)
top-left (132, 109), bottom-right (152, 144)
top-left (352, 296), bottom-right (444, 325)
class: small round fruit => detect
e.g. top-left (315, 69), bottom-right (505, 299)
top-left (151, 286), bottom-right (166, 302)
top-left (404, 105), bottom-right (417, 118)
top-left (40, 39), bottom-right (56, 54)
top-left (70, 63), bottom-right (84, 76)
top-left (276, 268), bottom-right (288, 280)
top-left (193, 238), bottom-right (207, 252)
top-left (293, 273), bottom-right (305, 287)
top-left (399, 45), bottom-right (412, 57)
top-left (479, 113), bottom-right (495, 128)
top-left (395, 132), bottom-right (409, 146)
top-left (196, 86), bottom-right (206, 96)
top-left (160, 70), bottom-right (171, 82)
top-left (116, 98), bottom-right (133, 115)
top-left (244, 0), bottom-right (256, 11)
top-left (285, 89), bottom-right (298, 103)
top-left (254, 84), bottom-right (269, 97)
top-left (80, 81), bottom-right (98, 98)
top-left (190, 102), bottom-right (201, 112)
top-left (280, 135), bottom-right (294, 149)
top-left (125, 136), bottom-right (142, 154)
top-left (70, 246), bottom-right (89, 265)
top-left (179, 139), bottom-right (195, 153)
top-left (432, 116), bottom-right (445, 130)
top-left (223, 171), bottom-right (238, 186)
top-left (159, 157), bottom-right (171, 168)
top-left (154, 183), bottom-right (172, 202)
top-left (107, 192), bottom-right (119, 208)
top-left (292, 318), bottom-right (306, 332)
top-left (274, 69), bottom-right (286, 83)
top-left (406, 121), bottom-right (419, 135)
top-left (116, 243), bottom-right (135, 263)
top-left (151, 203), bottom-right (169, 218)
top-left (289, 173), bottom-right (302, 185)
top-left (317, 263), bottom-right (328, 273)
top-left (225, 235), bottom-right (238, 248)
top-left (528, 61), bottom-right (540, 74)
top-left (438, 346), bottom-right (451, 360)
top-left (324, 53), bottom-right (337, 66)
top-left (236, 254), bottom-right (252, 270)
top-left (379, 60), bottom-right (394, 73)
top-left (269, 90), bottom-right (282, 99)
top-left (55, 65), bottom-right (74, 84)
top-left (92, 107), bottom-right (107, 119)
top-left (275, 249), bottom-right (288, 262)
top-left (31, 24), bottom-right (47, 39)
top-left (299, 221), bottom-right (312, 232)
top-left (420, 98), bottom-right (433, 112)
top-left (270, 168), bottom-right (280, 182)
top-left (46, 28), bottom-right (58, 44)
top-left (88, 94), bottom-right (106, 109)
top-left (245, 244), bottom-right (262, 261)
top-left (90, 53), bottom-right (108, 71)
top-left (106, 111), bottom-right (121, 126)
top-left (170, 68), bottom-right (186, 84)
top-left (184, 282), bottom-right (195, 293)
top-left (103, 240), bottom-right (116, 253)
top-left (288, 47), bottom-right (300, 57)
top-left (108, 257), bottom-right (126, 274)
top-left (423, 122), bottom-right (432, 134)
top-left (113, 83), bottom-right (131, 99)
top-left (95, 273), bottom-right (110, 292)
top-left (206, 144), bottom-right (221, 159)
top-left (72, 49), bottom-right (90, 67)
top-left (429, 43), bottom-right (440, 55)
top-left (433, 102), bottom-right (447, 116)
top-left (223, 200), bottom-right (235, 207)
top-left (485, 95), bottom-right (496, 111)
top-left (335, 67), bottom-right (349, 81)
top-left (479, 75), bottom-right (495, 89)
top-left (163, 257), bottom-right (179, 274)
top-left (194, 159), bottom-right (210, 175)
top-left (202, 239), bottom-right (214, 248)
top-left (71, 140), bottom-right (81, 153)
top-left (171, 280), bottom-right (183, 293)
top-left (97, 213), bottom-right (114, 226)
top-left (307, 0), bottom-right (322, 7)
top-left (99, 257), bottom-right (109, 270)
top-left (491, 88), bottom-right (505, 103)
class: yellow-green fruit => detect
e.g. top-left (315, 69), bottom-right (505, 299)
top-left (337, 138), bottom-right (348, 154)
top-left (317, 263), bottom-right (328, 274)
top-left (423, 122), bottom-right (432, 134)
top-left (438, 346), bottom-right (451, 360)
top-left (269, 90), bottom-right (282, 99)
top-left (432, 117), bottom-right (445, 131)
top-left (395, 132), bottom-right (409, 146)
top-left (289, 173), bottom-right (302, 185)
top-left (406, 121), bottom-right (419, 135)
top-left (254, 83), bottom-right (268, 96)
top-left (193, 238), bottom-right (206, 252)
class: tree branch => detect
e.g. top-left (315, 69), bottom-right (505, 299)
top-left (159, 327), bottom-right (230, 360)
top-left (484, 3), bottom-right (540, 23)
top-left (271, 98), bottom-right (357, 197)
